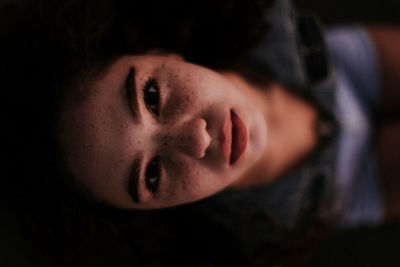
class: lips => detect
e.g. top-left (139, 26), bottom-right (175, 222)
top-left (222, 112), bottom-right (232, 162)
top-left (222, 110), bottom-right (247, 165)
top-left (230, 110), bottom-right (247, 164)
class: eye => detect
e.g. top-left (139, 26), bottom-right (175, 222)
top-left (143, 78), bottom-right (161, 116)
top-left (145, 156), bottom-right (161, 194)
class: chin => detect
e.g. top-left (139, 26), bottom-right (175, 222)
top-left (248, 115), bottom-right (268, 160)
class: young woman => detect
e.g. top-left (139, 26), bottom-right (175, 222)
top-left (2, 0), bottom-right (399, 266)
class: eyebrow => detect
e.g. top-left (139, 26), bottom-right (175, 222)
top-left (128, 155), bottom-right (142, 203)
top-left (124, 67), bottom-right (143, 203)
top-left (126, 67), bottom-right (142, 123)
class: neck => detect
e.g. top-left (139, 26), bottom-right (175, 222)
top-left (222, 72), bottom-right (319, 187)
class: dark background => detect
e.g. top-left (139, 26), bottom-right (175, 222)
top-left (296, 0), bottom-right (400, 25)
top-left (0, 0), bottom-right (399, 266)
top-left (296, 1), bottom-right (400, 266)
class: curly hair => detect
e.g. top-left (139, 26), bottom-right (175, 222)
top-left (1, 0), bottom-right (328, 266)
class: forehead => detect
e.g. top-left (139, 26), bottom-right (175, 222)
top-left (59, 58), bottom-right (139, 208)
top-left (64, 56), bottom-right (159, 105)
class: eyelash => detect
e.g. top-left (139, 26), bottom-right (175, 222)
top-left (143, 78), bottom-right (161, 117)
top-left (142, 78), bottom-right (162, 194)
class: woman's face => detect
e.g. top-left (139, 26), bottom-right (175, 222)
top-left (60, 54), bottom-right (267, 209)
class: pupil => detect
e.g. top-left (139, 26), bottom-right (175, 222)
top-left (146, 87), bottom-right (158, 106)
top-left (147, 158), bottom-right (159, 183)
top-left (149, 176), bottom-right (158, 185)
top-left (146, 157), bottom-right (160, 192)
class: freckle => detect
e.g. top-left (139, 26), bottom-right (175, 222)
top-left (164, 142), bottom-right (168, 146)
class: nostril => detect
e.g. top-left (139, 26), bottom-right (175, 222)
top-left (201, 135), bottom-right (211, 158)
top-left (165, 117), bottom-right (212, 159)
top-left (181, 117), bottom-right (211, 159)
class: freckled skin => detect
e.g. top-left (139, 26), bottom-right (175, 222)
top-left (60, 54), bottom-right (268, 209)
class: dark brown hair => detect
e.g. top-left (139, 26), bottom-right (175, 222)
top-left (1, 0), bottom-right (328, 266)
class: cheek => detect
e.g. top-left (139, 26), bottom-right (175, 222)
top-left (160, 68), bottom-right (219, 118)
top-left (164, 155), bottom-right (227, 201)
top-left (164, 155), bottom-right (202, 190)
top-left (163, 83), bottom-right (202, 120)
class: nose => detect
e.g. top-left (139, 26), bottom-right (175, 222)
top-left (161, 117), bottom-right (211, 159)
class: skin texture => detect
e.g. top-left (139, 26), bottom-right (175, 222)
top-left (60, 54), bottom-right (319, 210)
top-left (60, 54), bottom-right (268, 209)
